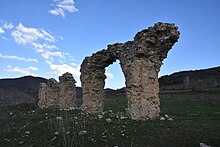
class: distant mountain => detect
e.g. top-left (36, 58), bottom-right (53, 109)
top-left (104, 88), bottom-right (115, 93)
top-left (0, 76), bottom-right (47, 106)
top-left (76, 87), bottom-right (115, 98)
top-left (114, 67), bottom-right (220, 93)
top-left (159, 66), bottom-right (220, 90)
top-left (112, 87), bottom-right (126, 95)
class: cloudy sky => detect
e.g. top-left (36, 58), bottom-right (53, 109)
top-left (0, 0), bottom-right (220, 89)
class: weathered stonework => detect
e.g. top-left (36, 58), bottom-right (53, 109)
top-left (38, 72), bottom-right (77, 109)
top-left (59, 72), bottom-right (77, 109)
top-left (80, 22), bottom-right (180, 120)
top-left (37, 82), bottom-right (47, 108)
top-left (46, 78), bottom-right (60, 107)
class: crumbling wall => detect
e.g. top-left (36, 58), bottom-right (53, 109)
top-left (38, 72), bottom-right (77, 109)
top-left (80, 44), bottom-right (122, 113)
top-left (59, 72), bottom-right (77, 109)
top-left (46, 78), bottom-right (60, 107)
top-left (80, 22), bottom-right (180, 120)
top-left (37, 82), bottom-right (47, 108)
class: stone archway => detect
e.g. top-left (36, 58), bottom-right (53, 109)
top-left (80, 44), bottom-right (122, 113)
top-left (80, 22), bottom-right (180, 120)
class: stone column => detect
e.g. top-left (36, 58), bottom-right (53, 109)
top-left (80, 46), bottom-right (120, 114)
top-left (59, 72), bottom-right (77, 109)
top-left (38, 82), bottom-right (47, 108)
top-left (121, 59), bottom-right (161, 120)
top-left (80, 69), bottom-right (106, 113)
top-left (46, 78), bottom-right (60, 107)
top-left (119, 22), bottom-right (180, 120)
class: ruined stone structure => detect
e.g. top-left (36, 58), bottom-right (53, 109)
top-left (59, 72), bottom-right (77, 109)
top-left (46, 78), bottom-right (60, 107)
top-left (38, 72), bottom-right (77, 109)
top-left (37, 82), bottom-right (47, 108)
top-left (80, 22), bottom-right (180, 120)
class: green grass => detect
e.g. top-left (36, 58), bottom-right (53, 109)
top-left (0, 89), bottom-right (220, 146)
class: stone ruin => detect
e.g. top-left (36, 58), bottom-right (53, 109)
top-left (80, 22), bottom-right (180, 120)
top-left (38, 72), bottom-right (77, 109)
top-left (38, 22), bottom-right (180, 120)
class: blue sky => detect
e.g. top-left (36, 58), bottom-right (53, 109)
top-left (0, 0), bottom-right (219, 89)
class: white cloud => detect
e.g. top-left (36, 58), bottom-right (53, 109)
top-left (27, 66), bottom-right (38, 71)
top-left (0, 21), bottom-right (80, 81)
top-left (11, 23), bottom-right (56, 46)
top-left (41, 51), bottom-right (64, 59)
top-left (2, 21), bottom-right (79, 80)
top-left (49, 0), bottom-right (78, 17)
top-left (11, 23), bottom-right (43, 45)
top-left (46, 60), bottom-right (80, 77)
top-left (0, 22), bottom-right (13, 39)
top-left (105, 72), bottom-right (114, 79)
top-left (0, 53), bottom-right (38, 62)
top-left (4, 65), bottom-right (38, 76)
top-left (0, 27), bottom-right (5, 34)
top-left (0, 22), bottom-right (13, 36)
top-left (49, 8), bottom-right (65, 17)
top-left (32, 42), bottom-right (58, 53)
top-left (59, 36), bottom-right (64, 40)
top-left (1, 36), bottom-right (8, 40)
top-left (41, 29), bottom-right (56, 43)
top-left (3, 22), bottom-right (14, 30)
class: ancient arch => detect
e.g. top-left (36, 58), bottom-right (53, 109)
top-left (80, 22), bottom-right (180, 120)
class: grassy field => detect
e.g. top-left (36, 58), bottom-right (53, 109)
top-left (0, 89), bottom-right (220, 146)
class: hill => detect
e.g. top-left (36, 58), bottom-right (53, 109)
top-left (0, 76), bottom-right (47, 106)
top-left (159, 66), bottom-right (220, 90)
